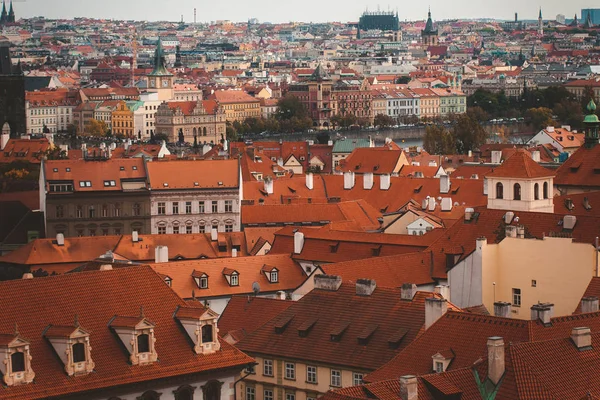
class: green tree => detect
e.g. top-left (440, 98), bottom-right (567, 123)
top-left (374, 113), bottom-right (395, 128)
top-left (423, 125), bottom-right (456, 155)
top-left (276, 94), bottom-right (309, 120)
top-left (453, 114), bottom-right (487, 154)
top-left (84, 119), bottom-right (108, 136)
top-left (553, 99), bottom-right (584, 130)
top-left (525, 107), bottom-right (556, 131)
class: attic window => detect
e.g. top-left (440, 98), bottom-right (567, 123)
top-left (108, 311), bottom-right (158, 366)
top-left (570, 162), bottom-right (582, 172)
top-left (297, 318), bottom-right (318, 337)
top-left (371, 245), bottom-right (382, 256)
top-left (53, 168), bottom-right (58, 172)
top-left (451, 186), bottom-right (460, 195)
top-left (330, 242), bottom-right (340, 253)
top-left (120, 166), bottom-right (125, 171)
top-left (330, 321), bottom-right (351, 342)
top-left (594, 168), bottom-right (600, 175)
top-left (66, 168), bottom-right (71, 172)
top-left (79, 181), bottom-right (92, 187)
top-left (133, 166), bottom-right (138, 170)
top-left (0, 332), bottom-right (35, 386)
top-left (44, 322), bottom-right (95, 376)
top-left (194, 182), bottom-right (199, 186)
top-left (388, 328), bottom-right (408, 349)
top-left (103, 180), bottom-right (117, 187)
top-left (218, 181), bottom-right (223, 186)
top-left (414, 185), bottom-right (423, 193)
top-left (175, 306), bottom-right (221, 355)
top-left (274, 314), bottom-right (294, 334)
top-left (357, 325), bottom-right (378, 345)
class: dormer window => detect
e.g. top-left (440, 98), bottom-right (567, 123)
top-left (223, 268), bottom-right (239, 286)
top-left (262, 265), bottom-right (279, 283)
top-left (0, 331), bottom-right (35, 386)
top-left (431, 349), bottom-right (455, 373)
top-left (192, 270), bottom-right (209, 289)
top-left (44, 321), bottom-right (95, 376)
top-left (175, 306), bottom-right (221, 355)
top-left (109, 310), bottom-right (158, 366)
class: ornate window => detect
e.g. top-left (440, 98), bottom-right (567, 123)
top-left (514, 183), bottom-right (521, 200)
top-left (109, 312), bottom-right (158, 366)
top-left (44, 323), bottom-right (95, 376)
top-left (202, 380), bottom-right (222, 400)
top-left (496, 182), bottom-right (503, 199)
top-left (174, 385), bottom-right (196, 400)
top-left (0, 331), bottom-right (35, 386)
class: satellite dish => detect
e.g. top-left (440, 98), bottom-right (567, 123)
top-left (252, 282), bottom-right (261, 295)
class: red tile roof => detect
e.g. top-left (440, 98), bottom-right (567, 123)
top-left (0, 139), bottom-right (52, 164)
top-left (237, 284), bottom-right (455, 371)
top-left (218, 296), bottom-right (293, 339)
top-left (339, 147), bottom-right (407, 174)
top-left (485, 149), bottom-right (554, 179)
top-left (555, 144), bottom-right (600, 189)
top-left (0, 266), bottom-right (253, 399)
top-left (146, 159), bottom-right (239, 189)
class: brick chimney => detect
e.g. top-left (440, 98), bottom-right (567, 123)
top-left (314, 274), bottom-right (342, 291)
top-left (425, 297), bottom-right (448, 329)
top-left (356, 279), bottom-right (376, 296)
top-left (399, 375), bottom-right (418, 400)
top-left (494, 302), bottom-right (511, 318)
top-left (571, 327), bottom-right (592, 350)
top-left (531, 303), bottom-right (554, 325)
top-left (401, 283), bottom-right (417, 300)
top-left (487, 336), bottom-right (505, 385)
top-left (293, 231), bottom-right (305, 254)
top-left (581, 296), bottom-right (600, 314)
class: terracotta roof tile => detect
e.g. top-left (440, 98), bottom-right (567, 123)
top-left (485, 149), bottom-right (554, 179)
top-left (219, 296), bottom-right (293, 338)
top-left (147, 159), bottom-right (239, 189)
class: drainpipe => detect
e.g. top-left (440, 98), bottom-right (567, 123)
top-left (234, 362), bottom-right (258, 400)
top-left (596, 237), bottom-right (599, 277)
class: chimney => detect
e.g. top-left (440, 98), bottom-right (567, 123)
top-left (532, 151), bottom-right (541, 162)
top-left (356, 279), bottom-right (377, 296)
top-left (22, 273), bottom-right (34, 280)
top-left (399, 375), bottom-right (418, 400)
top-left (231, 248), bottom-right (237, 258)
top-left (211, 228), bottom-right (218, 241)
top-left (483, 177), bottom-right (488, 195)
top-left (571, 327), bottom-right (592, 350)
top-left (425, 297), bottom-right (448, 329)
top-left (421, 198), bottom-right (428, 210)
top-left (494, 301), bottom-right (511, 318)
top-left (343, 171), bottom-right (355, 190)
top-left (81, 143), bottom-right (87, 152)
top-left (132, 231), bottom-right (139, 243)
top-left (563, 215), bottom-right (577, 230)
top-left (505, 225), bottom-right (517, 238)
top-left (306, 173), bottom-right (314, 190)
top-left (264, 177), bottom-right (274, 195)
top-left (504, 211), bottom-right (514, 224)
top-left (581, 297), bottom-right (599, 313)
top-left (293, 231), bottom-right (305, 254)
top-left (401, 283), bottom-right (417, 300)
top-left (434, 285), bottom-right (450, 299)
top-left (465, 207), bottom-right (474, 221)
top-left (428, 197), bottom-right (436, 211)
top-left (328, 140), bottom-right (333, 146)
top-left (277, 291), bottom-right (286, 300)
top-left (363, 172), bottom-right (374, 190)
top-left (440, 174), bottom-right (450, 194)
top-left (487, 337), bottom-right (505, 385)
top-left (56, 233), bottom-right (65, 246)
top-left (0, 131), bottom-right (9, 150)
top-left (59, 144), bottom-right (69, 157)
top-left (154, 245), bottom-right (169, 264)
top-left (491, 150), bottom-right (502, 164)
top-left (99, 264), bottom-right (113, 271)
top-left (314, 274), bottom-right (342, 291)
top-left (380, 174), bottom-right (391, 190)
top-left (531, 303), bottom-right (554, 325)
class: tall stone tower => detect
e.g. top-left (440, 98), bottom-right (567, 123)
top-left (146, 39), bottom-right (174, 101)
top-left (538, 8), bottom-right (544, 35)
top-left (0, 39), bottom-right (26, 137)
top-left (584, 100), bottom-right (600, 148)
top-left (421, 8), bottom-right (438, 46)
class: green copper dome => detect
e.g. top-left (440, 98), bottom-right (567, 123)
top-left (584, 100), bottom-right (599, 124)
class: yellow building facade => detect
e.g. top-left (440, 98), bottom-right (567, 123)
top-left (111, 101), bottom-right (134, 138)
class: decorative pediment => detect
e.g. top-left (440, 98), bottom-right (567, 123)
top-left (175, 306), bottom-right (221, 355)
top-left (109, 311), bottom-right (158, 366)
top-left (44, 323), bottom-right (95, 376)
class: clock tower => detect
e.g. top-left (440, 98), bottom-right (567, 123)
top-left (147, 39), bottom-right (174, 101)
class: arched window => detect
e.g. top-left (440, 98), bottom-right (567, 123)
top-left (139, 390), bottom-right (161, 400)
top-left (202, 324), bottom-right (213, 343)
top-left (137, 334), bottom-right (150, 353)
top-left (11, 352), bottom-right (25, 372)
top-left (203, 380), bottom-right (222, 400)
top-left (496, 182), bottom-right (504, 199)
top-left (203, 127), bottom-right (207, 136)
top-left (534, 183), bottom-right (539, 200)
top-left (514, 183), bottom-right (521, 200)
top-left (174, 385), bottom-right (195, 400)
top-left (543, 182), bottom-right (549, 199)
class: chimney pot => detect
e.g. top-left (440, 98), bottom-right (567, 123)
top-left (581, 296), bottom-right (599, 314)
top-left (399, 375), bottom-right (418, 400)
top-left (425, 297), bottom-right (448, 329)
top-left (487, 336), bottom-right (505, 385)
top-left (356, 279), bottom-right (377, 296)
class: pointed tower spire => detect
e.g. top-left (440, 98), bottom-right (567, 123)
top-left (0, 0), bottom-right (7, 23)
top-left (538, 7), bottom-right (542, 20)
top-left (584, 100), bottom-right (600, 148)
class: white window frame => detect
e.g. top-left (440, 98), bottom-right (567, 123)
top-left (263, 359), bottom-right (274, 376)
top-left (307, 365), bottom-right (317, 383)
top-left (285, 362), bottom-right (296, 380)
top-left (330, 369), bottom-right (341, 387)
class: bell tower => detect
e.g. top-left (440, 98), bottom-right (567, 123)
top-left (147, 39), bottom-right (174, 101)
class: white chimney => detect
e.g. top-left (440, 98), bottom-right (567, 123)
top-left (56, 233), bottom-right (65, 246)
top-left (380, 174), bottom-right (391, 190)
top-left (132, 231), bottom-right (139, 242)
top-left (581, 296), bottom-right (600, 314)
top-left (468, 150), bottom-right (473, 157)
top-left (293, 231), bottom-right (305, 254)
top-left (504, 211), bottom-right (514, 224)
top-left (563, 215), bottom-right (577, 230)
top-left (59, 144), bottom-right (69, 157)
top-left (22, 273), bottom-right (34, 280)
top-left (231, 248), bottom-right (238, 258)
top-left (154, 245), bottom-right (169, 264)
top-left (532, 151), bottom-right (541, 162)
top-left (110, 142), bottom-right (117, 150)
top-left (363, 172), bottom-right (374, 190)
top-left (0, 132), bottom-right (9, 150)
top-left (464, 207), bottom-right (475, 221)
top-left (264, 177), bottom-right (274, 195)
top-left (277, 291), bottom-right (286, 300)
top-left (425, 297), bottom-right (448, 329)
top-left (440, 174), bottom-right (450, 194)
top-left (306, 173), bottom-right (314, 190)
top-left (531, 303), bottom-right (554, 325)
top-left (428, 197), bottom-right (436, 211)
top-left (399, 375), bottom-right (418, 400)
top-left (401, 283), bottom-right (417, 300)
top-left (327, 140), bottom-right (333, 146)
top-left (483, 177), bottom-right (488, 195)
top-left (494, 302), bottom-right (511, 318)
top-left (547, 126), bottom-right (555, 133)
top-left (487, 337), bottom-right (505, 385)
top-left (571, 327), bottom-right (592, 350)
top-left (434, 285), bottom-right (450, 299)
top-left (81, 143), bottom-right (87, 152)
top-left (343, 171), bottom-right (355, 190)
top-left (211, 228), bottom-right (218, 241)
top-left (491, 150), bottom-right (502, 164)
top-left (441, 198), bottom-right (453, 212)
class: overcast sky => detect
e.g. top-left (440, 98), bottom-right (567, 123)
top-left (8, 0), bottom-right (597, 23)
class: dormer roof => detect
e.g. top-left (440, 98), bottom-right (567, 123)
top-left (175, 306), bottom-right (219, 320)
top-left (109, 315), bottom-right (155, 330)
top-left (0, 333), bottom-right (29, 347)
top-left (485, 149), bottom-right (554, 179)
top-left (43, 325), bottom-right (89, 339)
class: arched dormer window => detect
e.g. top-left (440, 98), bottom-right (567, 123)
top-left (175, 306), bottom-right (221, 355)
top-left (543, 181), bottom-right (549, 199)
top-left (496, 182), bottom-right (503, 199)
top-left (44, 322), bottom-right (95, 376)
top-left (109, 311), bottom-right (157, 366)
top-left (0, 331), bottom-right (35, 386)
top-left (514, 183), bottom-right (521, 200)
top-left (534, 183), bottom-right (540, 200)
top-left (202, 324), bottom-right (214, 343)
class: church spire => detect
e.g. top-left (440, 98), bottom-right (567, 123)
top-left (1, 0), bottom-right (7, 23)
top-left (149, 38), bottom-right (172, 77)
top-left (584, 100), bottom-right (600, 148)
